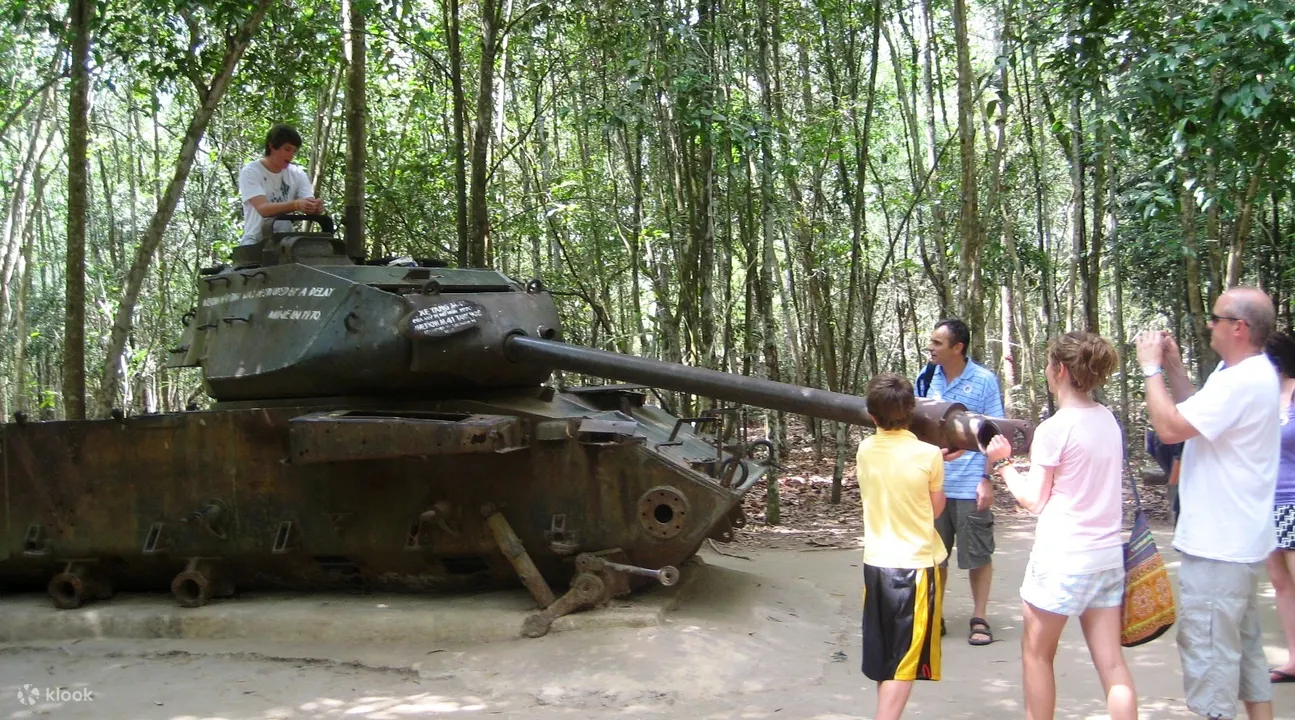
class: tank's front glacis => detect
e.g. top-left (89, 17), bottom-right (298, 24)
top-left (168, 264), bottom-right (562, 401)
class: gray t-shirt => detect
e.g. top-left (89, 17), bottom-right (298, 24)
top-left (238, 159), bottom-right (314, 245)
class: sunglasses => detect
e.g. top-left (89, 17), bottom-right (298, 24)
top-left (1209, 313), bottom-right (1246, 325)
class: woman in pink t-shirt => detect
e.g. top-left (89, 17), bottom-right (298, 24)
top-left (985, 332), bottom-right (1136, 720)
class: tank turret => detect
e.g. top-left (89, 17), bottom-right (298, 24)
top-left (3, 217), bottom-right (1032, 636)
top-left (170, 215), bottom-right (1031, 452)
top-left (169, 214), bottom-right (560, 400)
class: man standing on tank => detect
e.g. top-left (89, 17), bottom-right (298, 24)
top-left (238, 124), bottom-right (324, 246)
top-left (915, 318), bottom-right (1004, 646)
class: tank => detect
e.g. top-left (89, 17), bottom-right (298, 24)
top-left (0, 215), bottom-right (1033, 636)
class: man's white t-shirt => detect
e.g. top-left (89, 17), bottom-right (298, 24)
top-left (1174, 353), bottom-right (1281, 563)
top-left (238, 159), bottom-right (314, 245)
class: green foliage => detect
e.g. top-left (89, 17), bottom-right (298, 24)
top-left (0, 0), bottom-right (1292, 422)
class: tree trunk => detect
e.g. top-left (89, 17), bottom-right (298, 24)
top-left (756, 0), bottom-right (782, 523)
top-left (1227, 156), bottom-right (1265, 288)
top-left (691, 0), bottom-right (718, 370)
top-left (988, 0), bottom-right (1026, 414)
top-left (0, 85), bottom-right (56, 328)
top-left (444, 0), bottom-right (468, 266)
top-left (95, 0), bottom-right (271, 415)
top-left (308, 64), bottom-right (344, 191)
top-left (1068, 93), bottom-right (1086, 333)
top-left (1108, 155), bottom-right (1129, 434)
top-left (1179, 170), bottom-right (1213, 380)
top-left (63, 0), bottom-right (91, 420)
top-left (1087, 85), bottom-right (1105, 333)
top-left (1019, 33), bottom-right (1055, 363)
top-left (919, 0), bottom-right (952, 315)
top-left (1205, 155), bottom-right (1223, 304)
top-left (618, 119), bottom-right (646, 353)
top-left (342, 0), bottom-right (367, 259)
top-left (1272, 191), bottom-right (1289, 326)
top-left (12, 172), bottom-right (43, 414)
top-left (467, 0), bottom-right (501, 268)
top-left (953, 0), bottom-right (982, 346)
top-left (773, 0), bottom-right (823, 450)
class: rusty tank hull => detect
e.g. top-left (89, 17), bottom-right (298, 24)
top-left (0, 215), bottom-right (1032, 634)
top-left (0, 389), bottom-right (758, 600)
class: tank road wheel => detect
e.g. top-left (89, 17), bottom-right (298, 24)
top-left (47, 561), bottom-right (112, 610)
top-left (171, 559), bottom-right (234, 608)
top-left (171, 572), bottom-right (213, 608)
top-left (48, 574), bottom-right (89, 610)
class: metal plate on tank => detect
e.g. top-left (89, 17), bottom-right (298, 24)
top-left (288, 410), bottom-right (524, 463)
top-left (401, 300), bottom-right (484, 339)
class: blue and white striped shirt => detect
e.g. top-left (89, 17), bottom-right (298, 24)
top-left (918, 359), bottom-right (1005, 500)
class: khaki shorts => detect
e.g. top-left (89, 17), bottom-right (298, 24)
top-left (1177, 553), bottom-right (1270, 718)
top-left (934, 499), bottom-right (994, 570)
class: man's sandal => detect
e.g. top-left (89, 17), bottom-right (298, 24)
top-left (969, 617), bottom-right (993, 646)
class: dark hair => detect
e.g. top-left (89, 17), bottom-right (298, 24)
top-left (866, 373), bottom-right (916, 430)
top-left (935, 318), bottom-right (970, 357)
top-left (1266, 329), bottom-right (1295, 379)
top-left (1047, 331), bottom-right (1118, 393)
top-left (264, 124), bottom-right (303, 155)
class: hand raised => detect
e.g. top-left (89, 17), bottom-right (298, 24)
top-left (1135, 330), bottom-right (1165, 366)
top-left (984, 435), bottom-right (1011, 463)
top-left (1160, 332), bottom-right (1184, 367)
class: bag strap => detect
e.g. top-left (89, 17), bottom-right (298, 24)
top-left (1124, 434), bottom-right (1145, 516)
top-left (916, 362), bottom-right (936, 398)
top-left (1127, 458), bottom-right (1144, 511)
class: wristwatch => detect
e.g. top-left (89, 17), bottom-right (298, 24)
top-left (1141, 363), bottom-right (1163, 378)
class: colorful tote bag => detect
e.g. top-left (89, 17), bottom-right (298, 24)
top-left (1121, 489), bottom-right (1176, 647)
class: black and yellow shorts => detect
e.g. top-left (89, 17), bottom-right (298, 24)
top-left (861, 564), bottom-right (943, 682)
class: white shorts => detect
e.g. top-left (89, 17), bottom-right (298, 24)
top-left (1019, 559), bottom-right (1123, 616)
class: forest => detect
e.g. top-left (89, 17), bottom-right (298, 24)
top-left (0, 0), bottom-right (1292, 496)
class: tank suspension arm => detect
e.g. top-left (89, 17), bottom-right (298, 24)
top-left (503, 335), bottom-right (1032, 453)
top-left (598, 559), bottom-right (680, 586)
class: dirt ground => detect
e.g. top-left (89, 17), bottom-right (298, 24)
top-left (4, 507), bottom-right (1295, 720)
top-left (0, 431), bottom-right (1268, 720)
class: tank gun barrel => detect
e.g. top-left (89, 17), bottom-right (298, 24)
top-left (503, 335), bottom-right (1032, 453)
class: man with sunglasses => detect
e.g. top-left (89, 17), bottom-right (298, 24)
top-left (1136, 287), bottom-right (1280, 720)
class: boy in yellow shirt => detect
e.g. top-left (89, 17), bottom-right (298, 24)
top-left (857, 373), bottom-right (948, 719)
